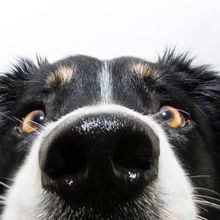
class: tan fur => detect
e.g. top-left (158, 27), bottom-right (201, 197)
top-left (47, 66), bottom-right (74, 86)
top-left (133, 63), bottom-right (154, 77)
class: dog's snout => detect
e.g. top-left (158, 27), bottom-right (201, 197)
top-left (39, 113), bottom-right (159, 207)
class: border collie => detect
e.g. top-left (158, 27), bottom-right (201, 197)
top-left (0, 51), bottom-right (219, 220)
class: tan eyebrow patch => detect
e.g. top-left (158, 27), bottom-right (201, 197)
top-left (133, 63), bottom-right (155, 78)
top-left (47, 66), bottom-right (74, 86)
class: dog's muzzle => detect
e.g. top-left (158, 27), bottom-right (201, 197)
top-left (39, 111), bottom-right (160, 209)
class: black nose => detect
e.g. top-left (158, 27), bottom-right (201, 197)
top-left (39, 113), bottom-right (159, 209)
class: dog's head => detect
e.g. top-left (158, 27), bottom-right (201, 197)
top-left (0, 52), bottom-right (220, 220)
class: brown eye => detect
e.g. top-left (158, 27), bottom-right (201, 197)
top-left (21, 110), bottom-right (45, 134)
top-left (159, 106), bottom-right (186, 128)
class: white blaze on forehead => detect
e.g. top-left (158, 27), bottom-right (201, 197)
top-left (2, 104), bottom-right (197, 220)
top-left (47, 66), bottom-right (74, 86)
top-left (99, 61), bottom-right (112, 103)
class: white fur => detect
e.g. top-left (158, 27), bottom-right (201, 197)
top-left (156, 129), bottom-right (196, 219)
top-left (99, 62), bottom-right (112, 103)
top-left (1, 104), bottom-right (197, 220)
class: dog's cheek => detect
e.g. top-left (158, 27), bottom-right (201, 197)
top-left (155, 133), bottom-right (197, 219)
top-left (0, 132), bottom-right (36, 182)
top-left (1, 135), bottom-right (43, 220)
top-left (168, 127), bottom-right (216, 188)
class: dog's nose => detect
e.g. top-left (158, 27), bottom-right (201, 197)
top-left (39, 113), bottom-right (159, 208)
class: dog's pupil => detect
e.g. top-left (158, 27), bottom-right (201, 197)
top-left (32, 114), bottom-right (45, 124)
top-left (160, 110), bottom-right (173, 121)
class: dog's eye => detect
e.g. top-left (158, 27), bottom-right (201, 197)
top-left (159, 106), bottom-right (186, 128)
top-left (21, 110), bottom-right (45, 134)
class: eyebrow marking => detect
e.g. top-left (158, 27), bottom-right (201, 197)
top-left (133, 63), bottom-right (155, 78)
top-left (47, 66), bottom-right (74, 86)
top-left (99, 61), bottom-right (112, 103)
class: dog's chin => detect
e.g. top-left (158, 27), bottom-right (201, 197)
top-left (41, 191), bottom-right (160, 220)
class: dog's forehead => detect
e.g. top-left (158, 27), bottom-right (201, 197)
top-left (45, 56), bottom-right (156, 86)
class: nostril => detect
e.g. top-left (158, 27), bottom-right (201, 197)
top-left (113, 130), bottom-right (154, 171)
top-left (42, 133), bottom-right (87, 178)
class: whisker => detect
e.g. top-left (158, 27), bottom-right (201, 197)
top-left (0, 112), bottom-right (17, 123)
top-left (148, 109), bottom-right (199, 129)
top-left (195, 203), bottom-right (208, 213)
top-left (0, 181), bottom-right (10, 189)
top-left (0, 201), bottom-right (6, 206)
top-left (148, 113), bottom-right (167, 125)
top-left (0, 196), bottom-right (7, 201)
top-left (148, 112), bottom-right (160, 120)
top-left (148, 112), bottom-right (182, 126)
top-left (190, 175), bottom-right (211, 179)
top-left (195, 194), bottom-right (220, 204)
top-left (196, 215), bottom-right (207, 220)
top-left (11, 116), bottom-right (40, 134)
top-left (194, 187), bottom-right (220, 198)
top-left (28, 119), bottom-right (45, 128)
top-left (0, 177), bottom-right (14, 181)
top-left (0, 112), bottom-right (41, 134)
top-left (194, 198), bottom-right (220, 210)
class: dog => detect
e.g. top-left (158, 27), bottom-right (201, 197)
top-left (0, 51), bottom-right (219, 220)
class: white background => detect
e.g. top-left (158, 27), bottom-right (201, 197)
top-left (0, 0), bottom-right (220, 71)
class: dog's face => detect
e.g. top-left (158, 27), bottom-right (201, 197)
top-left (0, 52), bottom-right (220, 220)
